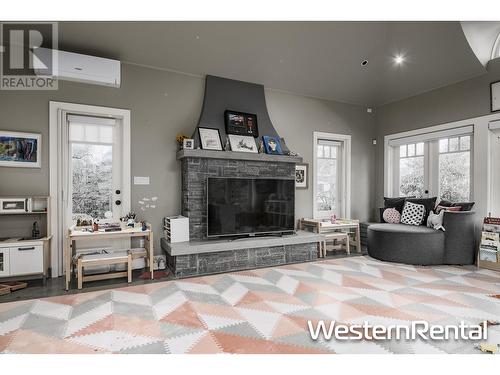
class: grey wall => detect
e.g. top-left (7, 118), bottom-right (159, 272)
top-left (265, 90), bottom-right (377, 221)
top-left (0, 63), bottom-right (376, 255)
top-left (374, 58), bottom-right (500, 211)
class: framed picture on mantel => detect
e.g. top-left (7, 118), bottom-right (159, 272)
top-left (224, 110), bottom-right (259, 137)
top-left (198, 127), bottom-right (223, 151)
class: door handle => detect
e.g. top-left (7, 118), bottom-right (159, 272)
top-left (18, 247), bottom-right (35, 251)
top-left (115, 200), bottom-right (122, 206)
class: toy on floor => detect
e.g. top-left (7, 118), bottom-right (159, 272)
top-left (475, 343), bottom-right (499, 354)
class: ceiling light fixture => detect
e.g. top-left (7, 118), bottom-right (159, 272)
top-left (394, 55), bottom-right (405, 64)
top-left (361, 59), bottom-right (368, 67)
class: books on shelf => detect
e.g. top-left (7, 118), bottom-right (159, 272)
top-left (479, 217), bottom-right (500, 263)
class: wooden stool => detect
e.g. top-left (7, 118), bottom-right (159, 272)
top-left (322, 232), bottom-right (350, 257)
top-left (76, 251), bottom-right (132, 290)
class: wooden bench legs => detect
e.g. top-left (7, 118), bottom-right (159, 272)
top-left (76, 252), bottom-right (132, 290)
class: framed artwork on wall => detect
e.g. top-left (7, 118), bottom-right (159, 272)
top-left (491, 80), bottom-right (500, 112)
top-left (0, 130), bottom-right (41, 168)
top-left (295, 163), bottom-right (308, 189)
top-left (228, 134), bottom-right (258, 153)
top-left (198, 127), bottom-right (223, 151)
top-left (224, 110), bottom-right (259, 137)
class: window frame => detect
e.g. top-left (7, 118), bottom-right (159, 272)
top-left (312, 131), bottom-right (351, 219)
top-left (385, 125), bottom-right (474, 200)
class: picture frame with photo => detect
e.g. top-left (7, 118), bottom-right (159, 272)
top-left (224, 110), bottom-right (259, 137)
top-left (295, 163), bottom-right (308, 189)
top-left (0, 130), bottom-right (41, 168)
top-left (262, 135), bottom-right (283, 155)
top-left (228, 134), bottom-right (258, 153)
top-left (183, 138), bottom-right (195, 150)
top-left (198, 127), bottom-right (223, 151)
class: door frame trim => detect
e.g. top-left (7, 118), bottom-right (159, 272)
top-left (49, 101), bottom-right (131, 277)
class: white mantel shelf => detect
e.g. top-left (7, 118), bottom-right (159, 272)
top-left (177, 149), bottom-right (303, 164)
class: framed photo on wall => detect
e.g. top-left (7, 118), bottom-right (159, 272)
top-left (198, 127), bottom-right (223, 151)
top-left (491, 80), bottom-right (500, 112)
top-left (224, 110), bottom-right (258, 137)
top-left (0, 130), bottom-right (41, 168)
top-left (295, 163), bottom-right (308, 189)
top-left (228, 134), bottom-right (257, 153)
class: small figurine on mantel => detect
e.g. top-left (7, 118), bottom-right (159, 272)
top-left (258, 139), bottom-right (265, 153)
top-left (224, 136), bottom-right (231, 151)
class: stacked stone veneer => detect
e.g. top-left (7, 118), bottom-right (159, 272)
top-left (181, 157), bottom-right (295, 240)
top-left (164, 241), bottom-right (318, 278)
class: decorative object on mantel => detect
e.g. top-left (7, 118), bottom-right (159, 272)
top-left (257, 139), bottom-right (265, 153)
top-left (182, 138), bottom-right (194, 150)
top-left (224, 136), bottom-right (231, 151)
top-left (224, 110), bottom-right (258, 137)
top-left (0, 130), bottom-right (41, 168)
top-left (175, 133), bottom-right (189, 150)
top-left (491, 80), bottom-right (500, 112)
top-left (228, 134), bottom-right (258, 153)
top-left (199, 127), bottom-right (223, 151)
top-left (262, 135), bottom-right (283, 155)
top-left (295, 163), bottom-right (308, 189)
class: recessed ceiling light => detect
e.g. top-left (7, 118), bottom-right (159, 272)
top-left (195, 35), bottom-right (200, 40)
top-left (394, 55), bottom-right (405, 64)
top-left (361, 59), bottom-right (369, 67)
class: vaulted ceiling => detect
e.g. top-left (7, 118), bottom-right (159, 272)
top-left (57, 21), bottom-right (486, 107)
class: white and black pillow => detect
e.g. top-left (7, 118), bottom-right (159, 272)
top-left (400, 201), bottom-right (426, 226)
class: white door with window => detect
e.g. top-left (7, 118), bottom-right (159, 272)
top-left (313, 132), bottom-right (351, 219)
top-left (49, 102), bottom-right (131, 276)
top-left (389, 127), bottom-right (473, 201)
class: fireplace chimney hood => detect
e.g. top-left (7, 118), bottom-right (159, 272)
top-left (192, 75), bottom-right (281, 148)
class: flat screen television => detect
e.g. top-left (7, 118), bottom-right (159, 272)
top-left (207, 177), bottom-right (295, 238)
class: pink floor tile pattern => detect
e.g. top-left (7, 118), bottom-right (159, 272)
top-left (1, 256), bottom-right (500, 354)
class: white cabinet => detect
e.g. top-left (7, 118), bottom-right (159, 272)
top-left (0, 242), bottom-right (45, 278)
top-left (0, 248), bottom-right (10, 277)
top-left (9, 245), bottom-right (43, 275)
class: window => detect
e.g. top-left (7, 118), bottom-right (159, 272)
top-left (388, 126), bottom-right (473, 201)
top-left (398, 142), bottom-right (425, 197)
top-left (313, 132), bottom-right (351, 219)
top-left (438, 135), bottom-right (471, 202)
top-left (67, 115), bottom-right (121, 223)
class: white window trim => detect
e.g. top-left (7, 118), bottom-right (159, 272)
top-left (383, 112), bottom-right (500, 220)
top-left (49, 101), bottom-right (131, 277)
top-left (384, 121), bottom-right (475, 198)
top-left (312, 131), bottom-right (351, 219)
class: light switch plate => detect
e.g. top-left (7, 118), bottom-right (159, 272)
top-left (134, 176), bottom-right (150, 185)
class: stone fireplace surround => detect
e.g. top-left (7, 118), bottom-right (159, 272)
top-left (161, 150), bottom-right (324, 277)
top-left (161, 75), bottom-right (323, 277)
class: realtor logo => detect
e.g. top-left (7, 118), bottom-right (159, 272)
top-left (0, 22), bottom-right (58, 90)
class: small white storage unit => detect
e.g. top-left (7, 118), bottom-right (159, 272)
top-left (0, 240), bottom-right (49, 277)
top-left (164, 216), bottom-right (189, 243)
top-left (0, 196), bottom-right (51, 282)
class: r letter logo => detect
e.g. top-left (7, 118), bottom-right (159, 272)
top-left (0, 22), bottom-right (58, 90)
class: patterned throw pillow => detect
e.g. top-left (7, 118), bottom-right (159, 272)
top-left (382, 208), bottom-right (401, 223)
top-left (401, 201), bottom-right (426, 226)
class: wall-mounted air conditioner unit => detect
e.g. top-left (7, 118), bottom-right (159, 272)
top-left (33, 48), bottom-right (121, 88)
